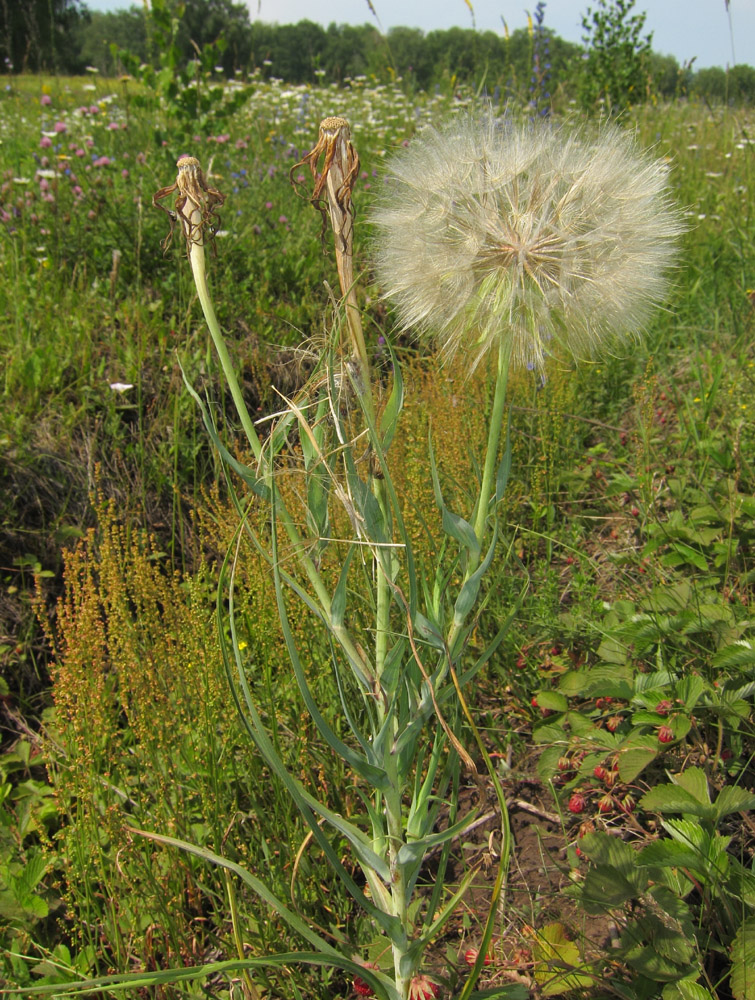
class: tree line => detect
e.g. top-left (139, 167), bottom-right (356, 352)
top-left (3, 0), bottom-right (755, 108)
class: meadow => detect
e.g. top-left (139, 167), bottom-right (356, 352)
top-left (1, 69), bottom-right (754, 1000)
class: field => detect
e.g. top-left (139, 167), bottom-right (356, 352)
top-left (1, 71), bottom-right (755, 1000)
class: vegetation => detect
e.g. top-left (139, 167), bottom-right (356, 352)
top-left (0, 3), bottom-right (754, 998)
top-left (4, 0), bottom-right (755, 105)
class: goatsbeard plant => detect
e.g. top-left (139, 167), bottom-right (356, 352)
top-left (19, 114), bottom-right (682, 1000)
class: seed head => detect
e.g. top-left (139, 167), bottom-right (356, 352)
top-left (371, 115), bottom-right (684, 372)
top-left (153, 155), bottom-right (225, 254)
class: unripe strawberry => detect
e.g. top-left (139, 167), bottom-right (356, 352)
top-left (464, 948), bottom-right (493, 967)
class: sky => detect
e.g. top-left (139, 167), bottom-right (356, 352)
top-left (84, 0), bottom-right (754, 70)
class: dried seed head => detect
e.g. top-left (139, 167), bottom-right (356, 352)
top-left (371, 115), bottom-right (685, 372)
top-left (153, 155), bottom-right (225, 254)
top-left (291, 116), bottom-right (360, 250)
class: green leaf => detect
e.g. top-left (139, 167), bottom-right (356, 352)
top-left (639, 786), bottom-right (715, 821)
top-left (453, 525), bottom-right (497, 624)
top-left (579, 831), bottom-right (640, 881)
top-left (671, 767), bottom-right (711, 805)
top-left (330, 547), bottom-right (353, 628)
top-left (711, 640), bottom-right (755, 669)
top-left (397, 809), bottom-right (479, 867)
top-left (623, 942), bottom-right (693, 982)
top-left (534, 690), bottom-right (568, 713)
top-left (662, 979), bottom-right (716, 1000)
top-left (730, 916), bottom-right (755, 1000)
top-left (532, 922), bottom-right (595, 995)
top-left (638, 840), bottom-right (701, 871)
top-left (379, 354), bottom-right (404, 451)
top-left (713, 785), bottom-right (755, 822)
top-left (579, 865), bottom-right (637, 911)
top-left (469, 986), bottom-right (529, 1000)
top-left (617, 744), bottom-right (657, 783)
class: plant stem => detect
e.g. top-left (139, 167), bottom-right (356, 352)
top-left (186, 224), bottom-right (334, 616)
top-left (472, 343), bottom-right (510, 557)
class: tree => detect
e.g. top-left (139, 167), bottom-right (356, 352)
top-left (579, 0), bottom-right (653, 114)
top-left (0, 0), bottom-right (88, 73)
top-left (77, 9), bottom-right (148, 77)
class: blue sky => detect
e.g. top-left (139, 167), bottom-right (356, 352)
top-left (85, 1), bottom-right (753, 70)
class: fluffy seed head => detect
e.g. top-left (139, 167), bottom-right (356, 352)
top-left (371, 115), bottom-right (684, 371)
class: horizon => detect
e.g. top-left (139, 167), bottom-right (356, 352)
top-left (81, 0), bottom-right (754, 72)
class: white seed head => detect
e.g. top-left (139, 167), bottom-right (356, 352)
top-left (370, 115), bottom-right (684, 371)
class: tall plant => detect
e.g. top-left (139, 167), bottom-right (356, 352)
top-left (579, 0), bottom-right (653, 114)
top-left (14, 112), bottom-right (682, 1000)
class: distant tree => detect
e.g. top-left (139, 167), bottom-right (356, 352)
top-left (177, 0), bottom-right (252, 73)
top-left (323, 23), bottom-right (380, 82)
top-left (728, 64), bottom-right (755, 104)
top-left (381, 26), bottom-right (430, 89)
top-left (0, 0), bottom-right (88, 73)
top-left (648, 52), bottom-right (683, 100)
top-left (77, 8), bottom-right (147, 76)
top-left (579, 0), bottom-right (653, 113)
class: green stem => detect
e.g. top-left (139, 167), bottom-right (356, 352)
top-left (472, 344), bottom-right (510, 556)
top-left (187, 234), bottom-right (333, 616)
top-left (188, 239), bottom-right (263, 464)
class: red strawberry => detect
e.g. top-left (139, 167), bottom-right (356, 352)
top-left (568, 793), bottom-right (586, 814)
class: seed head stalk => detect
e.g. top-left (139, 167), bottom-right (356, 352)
top-left (154, 157), bottom-right (333, 614)
top-left (292, 117), bottom-right (371, 393)
top-left (296, 119), bottom-right (417, 997)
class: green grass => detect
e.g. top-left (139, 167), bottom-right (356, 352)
top-left (0, 75), bottom-right (754, 999)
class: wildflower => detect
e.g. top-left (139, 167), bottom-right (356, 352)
top-left (371, 115), bottom-right (683, 372)
top-left (40, 136), bottom-right (52, 148)
top-left (54, 120), bottom-right (66, 133)
top-left (41, 93), bottom-right (52, 106)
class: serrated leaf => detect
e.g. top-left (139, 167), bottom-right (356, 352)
top-left (711, 640), bottom-right (755, 669)
top-left (671, 767), bottom-right (711, 805)
top-left (579, 831), bottom-right (640, 880)
top-left (579, 866), bottom-right (637, 912)
top-left (623, 941), bottom-right (692, 981)
top-left (713, 785), bottom-right (755, 822)
top-left (532, 922), bottom-right (595, 995)
top-left (617, 745), bottom-right (657, 783)
top-left (638, 840), bottom-right (701, 871)
top-left (534, 690), bottom-right (568, 713)
top-left (730, 917), bottom-right (755, 1000)
top-left (662, 979), bottom-right (716, 1000)
top-left (639, 786), bottom-right (715, 820)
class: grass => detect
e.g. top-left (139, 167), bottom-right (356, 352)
top-left (0, 72), bottom-right (754, 999)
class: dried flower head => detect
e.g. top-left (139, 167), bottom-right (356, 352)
top-left (371, 116), bottom-right (684, 371)
top-left (153, 154), bottom-right (225, 254)
top-left (291, 116), bottom-right (360, 251)
top-left (292, 117), bottom-right (369, 378)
